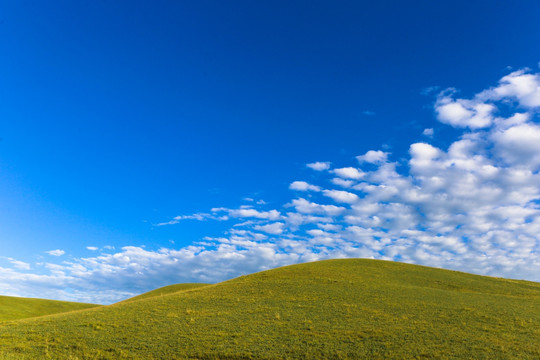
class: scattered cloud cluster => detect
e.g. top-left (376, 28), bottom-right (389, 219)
top-left (2, 68), bottom-right (540, 304)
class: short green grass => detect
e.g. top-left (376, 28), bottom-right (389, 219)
top-left (0, 295), bottom-right (99, 322)
top-left (0, 259), bottom-right (539, 359)
top-left (120, 283), bottom-right (209, 303)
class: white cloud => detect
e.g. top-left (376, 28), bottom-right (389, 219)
top-left (435, 95), bottom-right (495, 129)
top-left (155, 213), bottom-right (220, 226)
top-left (331, 177), bottom-right (354, 188)
top-left (290, 198), bottom-right (346, 216)
top-left (423, 128), bottom-right (434, 137)
top-left (410, 143), bottom-right (440, 161)
top-left (87, 246), bottom-right (99, 251)
top-left (289, 181), bottom-right (321, 192)
top-left (212, 207), bottom-right (281, 220)
top-left (482, 69), bottom-right (540, 108)
top-left (333, 167), bottom-right (364, 179)
top-left (306, 162), bottom-right (330, 171)
top-left (435, 70), bottom-right (540, 130)
top-left (317, 223), bottom-right (342, 231)
top-left (254, 222), bottom-right (285, 235)
top-left (492, 123), bottom-right (540, 168)
top-left (7, 258), bottom-right (30, 271)
top-left (323, 190), bottom-right (359, 204)
top-left (356, 150), bottom-right (388, 164)
top-left (46, 249), bottom-right (65, 257)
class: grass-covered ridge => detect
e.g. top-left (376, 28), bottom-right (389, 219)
top-left (0, 295), bottom-right (99, 322)
top-left (120, 283), bottom-right (209, 303)
top-left (0, 259), bottom-right (539, 359)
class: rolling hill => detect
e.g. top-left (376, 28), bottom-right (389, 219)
top-left (0, 259), bottom-right (539, 359)
top-left (0, 295), bottom-right (99, 322)
top-left (119, 283), bottom-right (209, 303)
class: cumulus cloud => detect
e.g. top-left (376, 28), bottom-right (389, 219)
top-left (333, 167), bottom-right (364, 179)
top-left (46, 249), bottom-right (65, 257)
top-left (323, 190), bottom-right (359, 204)
top-left (491, 122), bottom-right (540, 168)
top-left (3, 67), bottom-right (540, 304)
top-left (331, 178), bottom-right (354, 188)
top-left (86, 246), bottom-right (99, 251)
top-left (356, 150), bottom-right (388, 164)
top-left (289, 181), bottom-right (321, 192)
top-left (435, 94), bottom-right (495, 129)
top-left (289, 198), bottom-right (346, 216)
top-left (409, 142), bottom-right (443, 170)
top-left (480, 69), bottom-right (540, 107)
top-left (254, 222), bottom-right (285, 235)
top-left (435, 69), bottom-right (540, 130)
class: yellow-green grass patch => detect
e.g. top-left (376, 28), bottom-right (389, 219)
top-left (120, 283), bottom-right (209, 303)
top-left (0, 295), bottom-right (99, 322)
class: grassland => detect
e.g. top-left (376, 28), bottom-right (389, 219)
top-left (119, 283), bottom-right (209, 303)
top-left (0, 295), bottom-right (98, 322)
top-left (0, 259), bottom-right (539, 359)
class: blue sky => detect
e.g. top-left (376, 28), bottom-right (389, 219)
top-left (1, 1), bottom-right (540, 303)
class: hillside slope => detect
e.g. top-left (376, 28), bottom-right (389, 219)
top-left (120, 283), bottom-right (209, 303)
top-left (0, 259), bottom-right (539, 359)
top-left (0, 295), bottom-right (99, 322)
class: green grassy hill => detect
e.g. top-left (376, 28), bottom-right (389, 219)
top-left (0, 295), bottom-right (99, 322)
top-left (120, 283), bottom-right (209, 303)
top-left (0, 259), bottom-right (539, 359)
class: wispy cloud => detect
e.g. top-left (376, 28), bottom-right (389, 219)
top-left (212, 207), bottom-right (281, 220)
top-left (7, 258), bottom-right (30, 271)
top-left (46, 249), bottom-right (65, 257)
top-left (422, 128), bottom-right (434, 137)
top-left (155, 213), bottom-right (228, 226)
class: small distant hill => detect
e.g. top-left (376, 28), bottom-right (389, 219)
top-left (0, 259), bottom-right (539, 359)
top-left (120, 283), bottom-right (209, 303)
top-left (0, 295), bottom-right (99, 322)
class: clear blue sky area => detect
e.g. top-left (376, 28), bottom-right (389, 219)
top-left (1, 1), bottom-right (540, 302)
